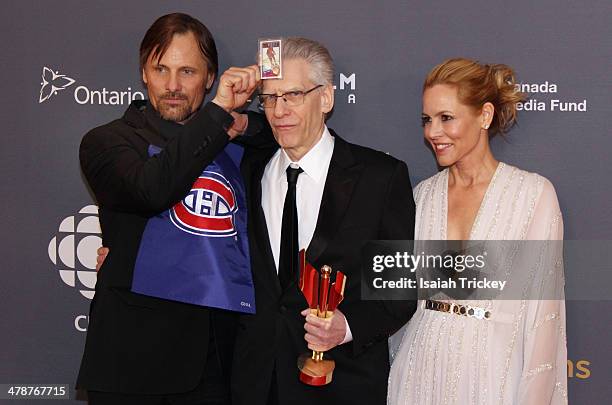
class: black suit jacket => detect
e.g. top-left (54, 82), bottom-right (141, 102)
top-left (76, 100), bottom-right (238, 394)
top-left (232, 130), bottom-right (417, 405)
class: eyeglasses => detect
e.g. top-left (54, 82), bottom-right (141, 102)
top-left (258, 85), bottom-right (323, 109)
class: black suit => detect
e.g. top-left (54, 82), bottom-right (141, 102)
top-left (77, 100), bottom-right (238, 399)
top-left (232, 130), bottom-right (417, 405)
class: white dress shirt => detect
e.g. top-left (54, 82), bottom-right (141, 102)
top-left (261, 125), bottom-right (352, 344)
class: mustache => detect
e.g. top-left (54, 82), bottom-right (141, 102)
top-left (160, 92), bottom-right (188, 100)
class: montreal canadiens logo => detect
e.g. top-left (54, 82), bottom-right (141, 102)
top-left (170, 171), bottom-right (238, 237)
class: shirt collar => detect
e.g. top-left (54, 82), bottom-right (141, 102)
top-left (277, 126), bottom-right (334, 184)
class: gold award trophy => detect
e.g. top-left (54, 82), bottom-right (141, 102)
top-left (297, 250), bottom-right (347, 386)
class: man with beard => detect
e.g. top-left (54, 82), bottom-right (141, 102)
top-left (77, 13), bottom-right (261, 405)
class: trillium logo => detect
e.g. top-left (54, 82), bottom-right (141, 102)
top-left (39, 66), bottom-right (75, 103)
top-left (48, 205), bottom-right (101, 299)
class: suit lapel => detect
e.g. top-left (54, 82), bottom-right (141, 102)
top-left (306, 131), bottom-right (364, 267)
top-left (245, 131), bottom-right (363, 294)
top-left (244, 146), bottom-right (283, 297)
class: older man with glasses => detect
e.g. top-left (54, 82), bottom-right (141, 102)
top-left (231, 37), bottom-right (417, 405)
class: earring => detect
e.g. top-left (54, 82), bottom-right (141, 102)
top-left (483, 124), bottom-right (489, 130)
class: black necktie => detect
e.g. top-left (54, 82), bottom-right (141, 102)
top-left (278, 166), bottom-right (303, 290)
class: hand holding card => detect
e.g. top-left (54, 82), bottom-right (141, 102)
top-left (212, 65), bottom-right (260, 112)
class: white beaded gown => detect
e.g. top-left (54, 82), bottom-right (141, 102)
top-left (387, 162), bottom-right (568, 405)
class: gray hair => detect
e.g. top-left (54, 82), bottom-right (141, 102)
top-left (281, 37), bottom-right (334, 86)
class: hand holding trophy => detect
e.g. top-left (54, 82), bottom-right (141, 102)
top-left (297, 250), bottom-right (347, 386)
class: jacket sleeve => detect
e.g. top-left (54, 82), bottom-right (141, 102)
top-left (341, 160), bottom-right (417, 357)
top-left (233, 110), bottom-right (277, 149)
top-left (80, 102), bottom-right (232, 215)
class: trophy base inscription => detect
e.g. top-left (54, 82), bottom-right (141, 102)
top-left (297, 353), bottom-right (335, 386)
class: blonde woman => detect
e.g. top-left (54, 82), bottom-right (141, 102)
top-left (388, 59), bottom-right (567, 405)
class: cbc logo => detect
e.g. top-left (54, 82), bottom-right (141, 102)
top-left (48, 205), bottom-right (101, 300)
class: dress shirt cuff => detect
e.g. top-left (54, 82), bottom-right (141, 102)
top-left (341, 317), bottom-right (353, 344)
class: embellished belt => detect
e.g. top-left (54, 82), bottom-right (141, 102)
top-left (424, 299), bottom-right (491, 320)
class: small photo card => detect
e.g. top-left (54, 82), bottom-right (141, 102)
top-left (259, 39), bottom-right (282, 80)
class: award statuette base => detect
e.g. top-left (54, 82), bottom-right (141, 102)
top-left (297, 353), bottom-right (335, 386)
